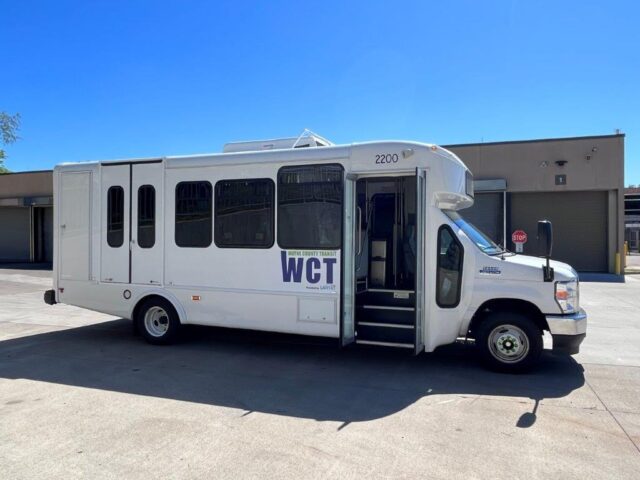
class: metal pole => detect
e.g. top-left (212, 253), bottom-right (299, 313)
top-left (29, 205), bottom-right (35, 263)
top-left (393, 178), bottom-right (398, 286)
top-left (503, 191), bottom-right (507, 249)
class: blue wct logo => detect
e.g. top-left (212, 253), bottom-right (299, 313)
top-left (281, 251), bottom-right (337, 284)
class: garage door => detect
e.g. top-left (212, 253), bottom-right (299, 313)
top-left (0, 206), bottom-right (31, 262)
top-left (509, 191), bottom-right (608, 272)
top-left (461, 192), bottom-right (504, 246)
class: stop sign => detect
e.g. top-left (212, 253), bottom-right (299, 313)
top-left (512, 230), bottom-right (528, 244)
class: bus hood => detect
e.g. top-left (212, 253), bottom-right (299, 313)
top-left (478, 254), bottom-right (578, 282)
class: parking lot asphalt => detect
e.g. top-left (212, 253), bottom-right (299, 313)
top-left (1, 267), bottom-right (639, 479)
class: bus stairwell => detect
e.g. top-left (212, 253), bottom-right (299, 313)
top-left (354, 177), bottom-right (417, 349)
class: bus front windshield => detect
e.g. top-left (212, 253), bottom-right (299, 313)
top-left (444, 210), bottom-right (504, 255)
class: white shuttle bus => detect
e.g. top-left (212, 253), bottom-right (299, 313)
top-left (44, 133), bottom-right (587, 372)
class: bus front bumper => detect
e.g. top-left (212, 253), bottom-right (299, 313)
top-left (546, 308), bottom-right (587, 355)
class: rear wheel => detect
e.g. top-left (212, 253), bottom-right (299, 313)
top-left (476, 312), bottom-right (543, 373)
top-left (136, 297), bottom-right (181, 345)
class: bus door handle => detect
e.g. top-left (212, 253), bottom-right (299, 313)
top-left (356, 206), bottom-right (363, 255)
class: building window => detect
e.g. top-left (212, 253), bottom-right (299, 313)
top-left (436, 225), bottom-right (463, 307)
top-left (137, 185), bottom-right (155, 249)
top-left (107, 186), bottom-right (124, 248)
top-left (175, 181), bottom-right (212, 248)
top-left (277, 164), bottom-right (343, 249)
top-left (215, 179), bottom-right (274, 248)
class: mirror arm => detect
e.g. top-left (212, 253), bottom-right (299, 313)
top-left (543, 258), bottom-right (554, 282)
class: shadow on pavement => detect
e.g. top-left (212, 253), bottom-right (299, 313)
top-left (0, 262), bottom-right (52, 271)
top-left (0, 319), bottom-right (585, 426)
top-left (578, 272), bottom-right (625, 283)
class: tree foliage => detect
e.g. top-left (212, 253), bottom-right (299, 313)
top-left (0, 111), bottom-right (21, 172)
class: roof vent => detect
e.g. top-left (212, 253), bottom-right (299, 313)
top-left (223, 129), bottom-right (334, 153)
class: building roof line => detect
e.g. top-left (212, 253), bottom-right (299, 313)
top-left (0, 169), bottom-right (53, 176)
top-left (443, 133), bottom-right (625, 149)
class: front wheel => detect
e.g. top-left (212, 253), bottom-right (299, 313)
top-left (136, 297), bottom-right (181, 345)
top-left (476, 312), bottom-right (543, 373)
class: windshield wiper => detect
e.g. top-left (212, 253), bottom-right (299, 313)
top-left (486, 244), bottom-right (516, 257)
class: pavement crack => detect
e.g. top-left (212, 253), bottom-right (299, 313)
top-left (585, 377), bottom-right (640, 455)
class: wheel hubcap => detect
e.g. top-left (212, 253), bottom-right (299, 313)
top-left (488, 324), bottom-right (529, 364)
top-left (144, 306), bottom-right (169, 337)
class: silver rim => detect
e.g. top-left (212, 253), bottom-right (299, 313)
top-left (487, 324), bottom-right (530, 364)
top-left (144, 306), bottom-right (170, 337)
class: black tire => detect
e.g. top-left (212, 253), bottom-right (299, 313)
top-left (476, 311), bottom-right (543, 373)
top-left (135, 297), bottom-right (181, 345)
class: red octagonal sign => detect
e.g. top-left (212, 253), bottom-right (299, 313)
top-left (512, 230), bottom-right (528, 243)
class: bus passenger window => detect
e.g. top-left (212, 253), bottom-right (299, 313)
top-left (175, 181), bottom-right (212, 248)
top-left (277, 164), bottom-right (343, 249)
top-left (107, 186), bottom-right (124, 248)
top-left (137, 185), bottom-right (155, 248)
top-left (437, 225), bottom-right (463, 307)
top-left (215, 179), bottom-right (274, 248)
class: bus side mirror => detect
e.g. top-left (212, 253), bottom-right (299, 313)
top-left (537, 220), bottom-right (554, 282)
top-left (537, 220), bottom-right (553, 258)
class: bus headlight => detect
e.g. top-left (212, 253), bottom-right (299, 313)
top-left (555, 280), bottom-right (579, 314)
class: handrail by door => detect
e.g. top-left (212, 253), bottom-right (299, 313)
top-left (356, 206), bottom-right (363, 255)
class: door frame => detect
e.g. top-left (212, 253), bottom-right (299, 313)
top-left (414, 167), bottom-right (427, 354)
top-left (58, 171), bottom-right (92, 281)
top-left (101, 160), bottom-right (162, 285)
top-left (130, 161), bottom-right (164, 285)
top-left (340, 173), bottom-right (357, 346)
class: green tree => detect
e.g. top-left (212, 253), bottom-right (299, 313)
top-left (0, 111), bottom-right (21, 174)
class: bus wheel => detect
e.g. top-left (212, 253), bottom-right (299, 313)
top-left (476, 312), bottom-right (543, 373)
top-left (136, 297), bottom-right (181, 345)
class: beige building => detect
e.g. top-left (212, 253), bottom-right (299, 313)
top-left (0, 133), bottom-right (625, 272)
top-left (447, 133), bottom-right (625, 273)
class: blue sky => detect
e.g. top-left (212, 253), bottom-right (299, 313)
top-left (1, 1), bottom-right (639, 183)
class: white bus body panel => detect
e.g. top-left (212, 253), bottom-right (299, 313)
top-left (163, 159), bottom-right (341, 337)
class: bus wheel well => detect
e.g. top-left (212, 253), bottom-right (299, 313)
top-left (467, 298), bottom-right (549, 338)
top-left (131, 295), bottom-right (181, 323)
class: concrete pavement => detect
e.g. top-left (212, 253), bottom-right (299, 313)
top-left (626, 254), bottom-right (640, 274)
top-left (1, 267), bottom-right (639, 479)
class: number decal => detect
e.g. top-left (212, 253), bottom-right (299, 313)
top-left (375, 153), bottom-right (399, 165)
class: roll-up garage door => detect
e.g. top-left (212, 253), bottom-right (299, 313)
top-left (0, 207), bottom-right (31, 262)
top-left (460, 192), bottom-right (504, 246)
top-left (509, 191), bottom-right (608, 272)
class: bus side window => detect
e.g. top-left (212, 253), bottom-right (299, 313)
top-left (214, 178), bottom-right (274, 248)
top-left (137, 185), bottom-right (155, 248)
top-left (175, 181), bottom-right (213, 248)
top-left (436, 225), bottom-right (463, 307)
top-left (277, 164), bottom-right (343, 249)
top-left (107, 186), bottom-right (124, 248)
